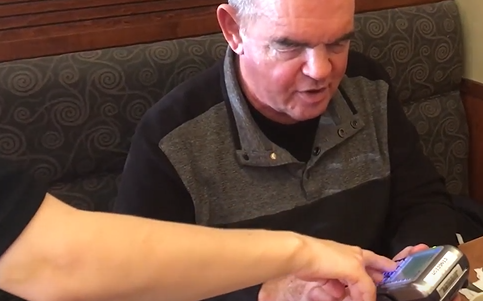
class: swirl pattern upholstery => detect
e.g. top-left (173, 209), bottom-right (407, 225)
top-left (0, 1), bottom-right (469, 299)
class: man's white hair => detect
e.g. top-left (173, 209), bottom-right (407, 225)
top-left (228, 0), bottom-right (259, 25)
top-left (228, 0), bottom-right (256, 17)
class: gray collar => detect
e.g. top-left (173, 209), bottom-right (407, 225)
top-left (223, 48), bottom-right (364, 168)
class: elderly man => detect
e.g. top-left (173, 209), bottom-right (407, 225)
top-left (114, 0), bottom-right (459, 300)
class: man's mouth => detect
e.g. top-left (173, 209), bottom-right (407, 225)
top-left (305, 89), bottom-right (323, 94)
top-left (297, 88), bottom-right (329, 104)
top-left (301, 87), bottom-right (327, 94)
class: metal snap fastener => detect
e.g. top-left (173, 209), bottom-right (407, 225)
top-left (270, 152), bottom-right (277, 160)
top-left (350, 120), bottom-right (358, 129)
top-left (242, 153), bottom-right (249, 161)
top-left (312, 147), bottom-right (321, 156)
top-left (337, 128), bottom-right (345, 138)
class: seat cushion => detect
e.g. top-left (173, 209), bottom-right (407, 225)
top-left (49, 172), bottom-right (121, 211)
top-left (402, 91), bottom-right (469, 195)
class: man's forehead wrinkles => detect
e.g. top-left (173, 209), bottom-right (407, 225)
top-left (266, 26), bottom-right (354, 46)
top-left (247, 0), bottom-right (355, 45)
top-left (265, 15), bottom-right (353, 27)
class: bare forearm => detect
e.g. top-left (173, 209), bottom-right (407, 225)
top-left (0, 194), bottom-right (305, 301)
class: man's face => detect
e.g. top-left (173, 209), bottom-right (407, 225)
top-left (236, 0), bottom-right (355, 123)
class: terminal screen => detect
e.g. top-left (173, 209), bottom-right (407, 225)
top-left (392, 247), bottom-right (442, 282)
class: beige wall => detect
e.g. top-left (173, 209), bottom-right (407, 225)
top-left (455, 0), bottom-right (483, 83)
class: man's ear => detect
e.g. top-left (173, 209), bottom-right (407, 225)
top-left (216, 4), bottom-right (244, 55)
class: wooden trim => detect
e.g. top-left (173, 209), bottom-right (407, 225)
top-left (461, 79), bottom-right (483, 203)
top-left (0, 0), bottom-right (219, 29)
top-left (0, 0), bottom-right (221, 63)
top-left (0, 6), bottom-right (220, 62)
top-left (0, 0), bottom-right (447, 62)
top-left (355, 0), bottom-right (443, 13)
top-left (461, 79), bottom-right (483, 99)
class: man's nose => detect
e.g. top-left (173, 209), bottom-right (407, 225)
top-left (302, 48), bottom-right (332, 81)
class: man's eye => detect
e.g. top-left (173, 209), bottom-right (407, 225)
top-left (276, 44), bottom-right (299, 52)
top-left (327, 41), bottom-right (349, 52)
top-left (328, 42), bottom-right (344, 48)
top-left (335, 39), bottom-right (350, 46)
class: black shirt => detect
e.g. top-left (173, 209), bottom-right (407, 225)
top-left (0, 159), bottom-right (46, 256)
top-left (246, 100), bottom-right (320, 163)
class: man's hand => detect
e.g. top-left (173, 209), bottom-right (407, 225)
top-left (392, 244), bottom-right (429, 261)
top-left (259, 276), bottom-right (356, 301)
top-left (259, 239), bottom-right (396, 301)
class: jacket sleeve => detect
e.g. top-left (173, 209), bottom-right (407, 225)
top-left (113, 116), bottom-right (196, 223)
top-left (0, 159), bottom-right (46, 256)
top-left (385, 76), bottom-right (458, 256)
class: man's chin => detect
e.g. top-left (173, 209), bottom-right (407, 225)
top-left (289, 105), bottom-right (329, 122)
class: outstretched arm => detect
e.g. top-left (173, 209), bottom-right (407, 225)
top-left (0, 193), bottom-right (396, 301)
top-left (0, 192), bottom-right (305, 301)
top-left (0, 164), bottom-right (395, 301)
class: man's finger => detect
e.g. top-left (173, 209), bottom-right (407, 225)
top-left (345, 268), bottom-right (376, 301)
top-left (392, 246), bottom-right (412, 261)
top-left (306, 283), bottom-right (341, 301)
top-left (451, 294), bottom-right (462, 301)
top-left (410, 244), bottom-right (429, 254)
top-left (341, 292), bottom-right (353, 301)
top-left (347, 279), bottom-right (375, 301)
top-left (393, 244), bottom-right (429, 261)
top-left (362, 250), bottom-right (397, 272)
top-left (320, 279), bottom-right (346, 298)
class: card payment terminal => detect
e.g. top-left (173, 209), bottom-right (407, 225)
top-left (377, 245), bottom-right (469, 301)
